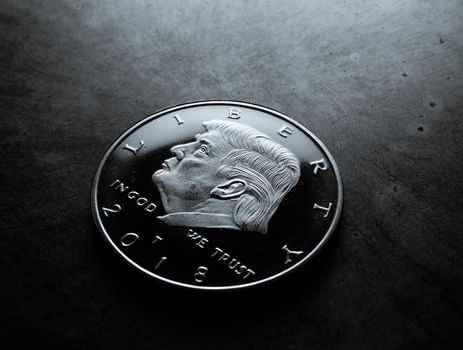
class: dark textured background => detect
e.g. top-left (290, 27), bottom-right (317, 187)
top-left (1, 0), bottom-right (462, 349)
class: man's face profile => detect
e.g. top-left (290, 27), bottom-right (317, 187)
top-left (152, 129), bottom-right (235, 213)
top-left (151, 120), bottom-right (301, 234)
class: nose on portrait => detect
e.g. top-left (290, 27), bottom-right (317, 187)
top-left (170, 143), bottom-right (188, 160)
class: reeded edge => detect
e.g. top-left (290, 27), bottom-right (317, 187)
top-left (91, 100), bottom-right (343, 291)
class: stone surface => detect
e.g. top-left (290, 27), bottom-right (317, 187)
top-left (0, 0), bottom-right (462, 349)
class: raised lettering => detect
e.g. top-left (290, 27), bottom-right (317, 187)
top-left (136, 197), bottom-right (148, 206)
top-left (152, 235), bottom-right (163, 244)
top-left (218, 253), bottom-right (230, 263)
top-left (235, 265), bottom-right (248, 275)
top-left (243, 269), bottom-right (256, 279)
top-left (154, 256), bottom-right (167, 270)
top-left (144, 203), bottom-right (157, 212)
top-left (123, 140), bottom-right (144, 155)
top-left (282, 244), bottom-right (303, 264)
top-left (310, 159), bottom-right (328, 175)
top-left (115, 182), bottom-right (129, 193)
top-left (196, 237), bottom-right (209, 249)
top-left (110, 181), bottom-right (158, 213)
top-left (211, 247), bottom-right (223, 258)
top-left (228, 108), bottom-right (241, 119)
top-left (194, 266), bottom-right (208, 283)
top-left (102, 204), bottom-right (121, 217)
top-left (173, 114), bottom-right (184, 125)
top-left (120, 232), bottom-right (139, 247)
top-left (127, 191), bottom-right (138, 199)
top-left (227, 259), bottom-right (240, 269)
top-left (109, 179), bottom-right (120, 187)
top-left (313, 202), bottom-right (333, 217)
top-left (187, 229), bottom-right (201, 240)
top-left (277, 125), bottom-right (293, 138)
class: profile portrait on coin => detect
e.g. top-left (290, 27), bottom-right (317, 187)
top-left (152, 120), bottom-right (301, 234)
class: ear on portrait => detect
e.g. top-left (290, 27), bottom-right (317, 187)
top-left (210, 179), bottom-right (248, 199)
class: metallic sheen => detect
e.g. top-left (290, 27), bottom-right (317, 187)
top-left (92, 101), bottom-right (343, 290)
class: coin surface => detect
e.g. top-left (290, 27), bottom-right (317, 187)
top-left (92, 101), bottom-right (342, 290)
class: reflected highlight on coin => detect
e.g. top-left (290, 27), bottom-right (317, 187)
top-left (91, 101), bottom-right (342, 290)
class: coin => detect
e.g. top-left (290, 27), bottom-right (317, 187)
top-left (91, 101), bottom-right (343, 290)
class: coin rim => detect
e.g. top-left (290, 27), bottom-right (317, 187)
top-left (91, 100), bottom-right (343, 290)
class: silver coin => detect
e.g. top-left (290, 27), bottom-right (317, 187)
top-left (91, 101), bottom-right (343, 290)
